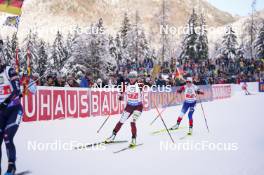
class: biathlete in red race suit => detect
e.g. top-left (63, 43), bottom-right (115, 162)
top-left (241, 82), bottom-right (250, 95)
top-left (170, 77), bottom-right (204, 135)
top-left (105, 71), bottom-right (144, 146)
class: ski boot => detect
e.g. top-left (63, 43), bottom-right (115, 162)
top-left (4, 162), bottom-right (16, 175)
top-left (170, 123), bottom-right (180, 130)
top-left (188, 127), bottom-right (193, 135)
top-left (129, 138), bottom-right (137, 147)
top-left (105, 132), bottom-right (116, 143)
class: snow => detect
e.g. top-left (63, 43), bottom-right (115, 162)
top-left (1, 87), bottom-right (264, 175)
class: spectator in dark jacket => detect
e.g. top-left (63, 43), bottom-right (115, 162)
top-left (45, 75), bottom-right (55, 86)
top-left (156, 75), bottom-right (166, 87)
top-left (66, 75), bottom-right (79, 87)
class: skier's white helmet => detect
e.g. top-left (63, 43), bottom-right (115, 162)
top-left (186, 77), bottom-right (193, 83)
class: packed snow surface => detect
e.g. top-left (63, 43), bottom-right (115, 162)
top-left (1, 91), bottom-right (264, 175)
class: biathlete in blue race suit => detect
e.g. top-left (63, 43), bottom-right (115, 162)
top-left (0, 39), bottom-right (23, 175)
top-left (170, 77), bottom-right (204, 135)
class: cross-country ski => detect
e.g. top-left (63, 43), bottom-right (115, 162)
top-left (113, 143), bottom-right (144, 154)
top-left (74, 140), bottom-right (128, 150)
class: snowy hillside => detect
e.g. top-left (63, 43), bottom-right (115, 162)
top-left (1, 86), bottom-right (263, 175)
top-left (208, 12), bottom-right (264, 58)
top-left (0, 0), bottom-right (236, 44)
top-left (0, 0), bottom-right (263, 62)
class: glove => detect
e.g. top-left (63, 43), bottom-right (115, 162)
top-left (177, 89), bottom-right (182, 93)
top-left (0, 102), bottom-right (8, 110)
top-left (197, 91), bottom-right (204, 95)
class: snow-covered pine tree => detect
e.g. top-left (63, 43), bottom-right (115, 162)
top-left (65, 32), bottom-right (74, 62)
top-left (220, 26), bottom-right (238, 60)
top-left (36, 40), bottom-right (48, 77)
top-left (22, 30), bottom-right (39, 74)
top-left (72, 25), bottom-right (81, 44)
top-left (61, 26), bottom-right (81, 74)
top-left (211, 42), bottom-right (222, 60)
top-left (254, 23), bottom-right (264, 59)
top-left (91, 18), bottom-right (117, 78)
top-left (180, 9), bottom-right (199, 62)
top-left (249, 0), bottom-right (258, 59)
top-left (109, 35), bottom-right (117, 62)
top-left (65, 29), bottom-right (90, 75)
top-left (1, 33), bottom-right (17, 66)
top-left (11, 33), bottom-right (18, 54)
top-left (240, 17), bottom-right (260, 59)
top-left (239, 30), bottom-right (252, 60)
top-left (51, 31), bottom-right (68, 73)
top-left (119, 13), bottom-right (132, 63)
top-left (128, 11), bottom-right (150, 66)
top-left (66, 19), bottom-right (116, 78)
top-left (115, 33), bottom-right (123, 69)
top-left (10, 33), bottom-right (21, 71)
top-left (3, 36), bottom-right (13, 63)
top-left (138, 30), bottom-right (150, 62)
top-left (131, 10), bottom-right (140, 64)
top-left (157, 0), bottom-right (172, 63)
top-left (120, 13), bottom-right (131, 49)
top-left (196, 13), bottom-right (208, 61)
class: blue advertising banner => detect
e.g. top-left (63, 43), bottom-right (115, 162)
top-left (259, 82), bottom-right (264, 92)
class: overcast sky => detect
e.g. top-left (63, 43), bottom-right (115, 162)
top-left (207, 0), bottom-right (264, 16)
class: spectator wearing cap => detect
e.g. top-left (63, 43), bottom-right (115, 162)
top-left (56, 74), bottom-right (65, 87)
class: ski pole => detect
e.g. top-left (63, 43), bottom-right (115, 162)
top-left (150, 107), bottom-right (166, 126)
top-left (154, 103), bottom-right (175, 143)
top-left (97, 114), bottom-right (111, 133)
top-left (150, 94), bottom-right (178, 126)
top-left (198, 96), bottom-right (210, 133)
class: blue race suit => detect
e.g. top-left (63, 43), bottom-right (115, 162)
top-left (0, 66), bottom-right (23, 166)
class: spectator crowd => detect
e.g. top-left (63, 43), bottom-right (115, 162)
top-left (31, 57), bottom-right (264, 88)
